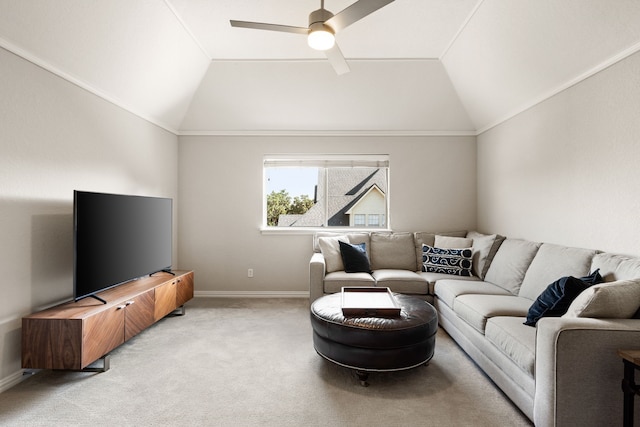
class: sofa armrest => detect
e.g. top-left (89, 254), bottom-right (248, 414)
top-left (309, 252), bottom-right (326, 304)
top-left (534, 317), bottom-right (640, 427)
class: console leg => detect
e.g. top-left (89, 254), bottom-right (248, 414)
top-left (81, 354), bottom-right (111, 373)
top-left (355, 370), bottom-right (369, 387)
top-left (170, 305), bottom-right (186, 316)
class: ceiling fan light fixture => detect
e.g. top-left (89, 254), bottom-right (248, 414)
top-left (308, 27), bottom-right (335, 51)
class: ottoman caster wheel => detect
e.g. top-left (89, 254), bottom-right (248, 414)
top-left (356, 370), bottom-right (370, 387)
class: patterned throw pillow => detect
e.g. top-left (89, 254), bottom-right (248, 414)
top-left (422, 244), bottom-right (473, 276)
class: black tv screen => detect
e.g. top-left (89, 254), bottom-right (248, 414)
top-left (73, 191), bottom-right (172, 302)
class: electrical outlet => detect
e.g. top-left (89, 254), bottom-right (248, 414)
top-left (248, 268), bottom-right (254, 278)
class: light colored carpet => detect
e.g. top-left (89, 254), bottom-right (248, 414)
top-left (0, 298), bottom-right (532, 426)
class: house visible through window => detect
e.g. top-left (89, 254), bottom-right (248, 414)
top-left (264, 155), bottom-right (390, 229)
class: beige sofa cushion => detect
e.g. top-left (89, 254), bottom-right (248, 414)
top-left (316, 233), bottom-right (372, 273)
top-left (453, 294), bottom-right (532, 333)
top-left (419, 272), bottom-right (480, 295)
top-left (435, 279), bottom-right (511, 309)
top-left (434, 235), bottom-right (473, 248)
top-left (591, 253), bottom-right (640, 282)
top-left (313, 231), bottom-right (370, 252)
top-left (563, 279), bottom-right (640, 318)
top-left (370, 232), bottom-right (416, 271)
top-left (466, 231), bottom-right (506, 279)
top-left (518, 243), bottom-right (597, 301)
top-left (317, 236), bottom-right (348, 273)
top-left (485, 316), bottom-right (536, 376)
top-left (323, 271), bottom-right (375, 294)
top-left (372, 269), bottom-right (429, 294)
top-left (484, 239), bottom-right (541, 294)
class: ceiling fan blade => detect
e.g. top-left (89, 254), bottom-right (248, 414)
top-left (325, 0), bottom-right (395, 33)
top-left (230, 20), bottom-right (309, 35)
top-left (325, 43), bottom-right (350, 75)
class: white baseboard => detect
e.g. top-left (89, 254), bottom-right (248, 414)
top-left (0, 369), bottom-right (32, 394)
top-left (194, 290), bottom-right (309, 298)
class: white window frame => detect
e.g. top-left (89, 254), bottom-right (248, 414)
top-left (262, 154), bottom-right (390, 233)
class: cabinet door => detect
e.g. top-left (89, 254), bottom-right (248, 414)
top-left (154, 280), bottom-right (177, 321)
top-left (22, 318), bottom-right (83, 370)
top-left (176, 272), bottom-right (194, 307)
top-left (124, 290), bottom-right (155, 341)
top-left (82, 306), bottom-right (125, 368)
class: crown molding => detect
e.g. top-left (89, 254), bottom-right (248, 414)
top-left (177, 129), bottom-right (478, 137)
top-left (0, 38), bottom-right (179, 135)
top-left (476, 40), bottom-right (640, 135)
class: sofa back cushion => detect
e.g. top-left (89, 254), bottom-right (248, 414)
top-left (518, 243), bottom-right (597, 300)
top-left (466, 231), bottom-right (506, 279)
top-left (434, 235), bottom-right (473, 248)
top-left (315, 232), bottom-right (371, 273)
top-left (313, 231), bottom-right (370, 253)
top-left (591, 253), bottom-right (640, 282)
top-left (483, 239), bottom-right (541, 294)
top-left (370, 232), bottom-right (416, 271)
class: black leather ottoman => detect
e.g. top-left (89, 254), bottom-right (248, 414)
top-left (310, 292), bottom-right (438, 385)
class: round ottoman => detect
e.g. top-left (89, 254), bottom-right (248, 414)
top-left (310, 292), bottom-right (438, 385)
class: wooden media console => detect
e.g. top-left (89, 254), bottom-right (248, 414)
top-left (22, 270), bottom-right (194, 371)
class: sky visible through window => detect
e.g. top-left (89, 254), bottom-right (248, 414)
top-left (265, 168), bottom-right (318, 198)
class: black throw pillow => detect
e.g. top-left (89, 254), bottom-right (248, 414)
top-left (339, 241), bottom-right (372, 274)
top-left (524, 269), bottom-right (603, 327)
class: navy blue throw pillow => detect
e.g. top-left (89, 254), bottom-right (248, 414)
top-left (524, 269), bottom-right (603, 327)
top-left (580, 268), bottom-right (604, 285)
top-left (339, 241), bottom-right (372, 274)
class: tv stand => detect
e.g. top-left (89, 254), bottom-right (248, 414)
top-left (22, 270), bottom-right (194, 371)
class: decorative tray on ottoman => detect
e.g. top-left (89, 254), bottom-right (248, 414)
top-left (341, 287), bottom-right (401, 317)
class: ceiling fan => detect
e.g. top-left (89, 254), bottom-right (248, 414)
top-left (230, 0), bottom-right (395, 75)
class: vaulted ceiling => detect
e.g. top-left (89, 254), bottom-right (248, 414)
top-left (1, 0), bottom-right (639, 134)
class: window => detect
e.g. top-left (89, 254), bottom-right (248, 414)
top-left (264, 154), bottom-right (390, 229)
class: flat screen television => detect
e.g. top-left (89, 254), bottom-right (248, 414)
top-left (73, 190), bottom-right (172, 302)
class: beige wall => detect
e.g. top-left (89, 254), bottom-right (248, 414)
top-left (178, 135), bottom-right (477, 295)
top-left (0, 48), bottom-right (179, 390)
top-left (477, 51), bottom-right (640, 256)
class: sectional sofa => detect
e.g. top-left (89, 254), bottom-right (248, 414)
top-left (309, 230), bottom-right (640, 426)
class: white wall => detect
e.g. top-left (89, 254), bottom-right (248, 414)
top-left (178, 135), bottom-right (477, 295)
top-left (477, 50), bottom-right (640, 256)
top-left (0, 47), bottom-right (179, 390)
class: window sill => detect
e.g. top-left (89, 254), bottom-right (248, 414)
top-left (260, 227), bottom-right (392, 235)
